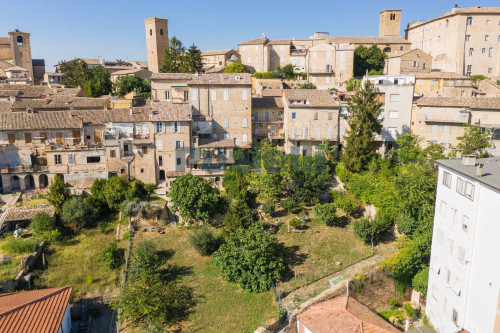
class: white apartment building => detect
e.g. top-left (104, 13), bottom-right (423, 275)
top-left (427, 156), bottom-right (500, 333)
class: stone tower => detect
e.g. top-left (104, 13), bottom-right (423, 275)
top-left (379, 9), bottom-right (402, 37)
top-left (144, 17), bottom-right (168, 73)
top-left (7, 30), bottom-right (33, 79)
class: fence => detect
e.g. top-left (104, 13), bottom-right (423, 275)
top-left (116, 215), bottom-right (133, 332)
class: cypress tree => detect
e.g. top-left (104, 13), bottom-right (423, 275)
top-left (342, 81), bottom-right (383, 172)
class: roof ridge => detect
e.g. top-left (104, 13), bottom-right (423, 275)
top-left (0, 286), bottom-right (72, 317)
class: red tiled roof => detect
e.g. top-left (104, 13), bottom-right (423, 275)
top-left (297, 294), bottom-right (400, 333)
top-left (0, 286), bottom-right (73, 333)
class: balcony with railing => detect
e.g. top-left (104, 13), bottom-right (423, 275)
top-left (308, 66), bottom-right (333, 74)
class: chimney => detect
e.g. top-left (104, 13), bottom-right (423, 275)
top-left (462, 155), bottom-right (476, 166)
top-left (476, 163), bottom-right (484, 177)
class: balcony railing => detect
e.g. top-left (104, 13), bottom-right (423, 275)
top-left (308, 67), bottom-right (333, 74)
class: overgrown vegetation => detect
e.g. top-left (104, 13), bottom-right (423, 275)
top-left (353, 44), bottom-right (387, 76)
top-left (160, 37), bottom-right (204, 74)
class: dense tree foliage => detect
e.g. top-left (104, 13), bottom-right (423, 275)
top-left (412, 266), bottom-right (429, 297)
top-left (113, 75), bottom-right (151, 97)
top-left (30, 212), bottom-right (57, 236)
top-left (83, 66), bottom-right (112, 97)
top-left (47, 174), bottom-right (70, 215)
top-left (104, 176), bottom-right (129, 211)
top-left (296, 82), bottom-right (317, 89)
top-left (346, 77), bottom-right (362, 91)
top-left (100, 242), bottom-right (123, 270)
top-left (213, 223), bottom-right (285, 292)
top-left (353, 45), bottom-right (387, 76)
top-left (169, 174), bottom-right (221, 223)
top-left (61, 197), bottom-right (95, 233)
top-left (223, 61), bottom-right (247, 73)
top-left (58, 60), bottom-right (89, 88)
top-left (456, 124), bottom-right (492, 157)
top-left (320, 139), bottom-right (338, 166)
top-left (342, 82), bottom-right (383, 172)
top-left (223, 199), bottom-right (253, 231)
top-left (313, 203), bottom-right (338, 226)
top-left (160, 37), bottom-right (203, 74)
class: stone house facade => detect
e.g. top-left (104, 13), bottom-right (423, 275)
top-left (385, 49), bottom-right (433, 75)
top-left (414, 72), bottom-right (475, 97)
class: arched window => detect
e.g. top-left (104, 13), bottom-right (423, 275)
top-left (383, 47), bottom-right (391, 53)
top-left (150, 29), bottom-right (152, 36)
top-left (466, 17), bottom-right (473, 25)
top-left (445, 19), bottom-right (449, 27)
top-left (160, 29), bottom-right (163, 36)
top-left (16, 36), bottom-right (23, 46)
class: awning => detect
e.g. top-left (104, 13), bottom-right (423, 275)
top-left (171, 85), bottom-right (188, 89)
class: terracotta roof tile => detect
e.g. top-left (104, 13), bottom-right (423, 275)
top-left (415, 72), bottom-right (472, 80)
top-left (198, 138), bottom-right (235, 148)
top-left (252, 96), bottom-right (283, 108)
top-left (284, 89), bottom-right (339, 108)
top-left (188, 73), bottom-right (252, 85)
top-left (0, 111), bottom-right (82, 130)
top-left (297, 295), bottom-right (400, 333)
top-left (239, 38), bottom-right (268, 45)
top-left (4, 205), bottom-right (55, 223)
top-left (415, 97), bottom-right (500, 109)
top-left (0, 37), bottom-right (10, 45)
top-left (201, 49), bottom-right (235, 56)
top-left (328, 36), bottom-right (410, 44)
top-left (0, 286), bottom-right (73, 333)
top-left (11, 96), bottom-right (108, 111)
top-left (150, 73), bottom-right (193, 80)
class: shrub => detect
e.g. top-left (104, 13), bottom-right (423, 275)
top-left (100, 242), bottom-right (123, 270)
top-left (130, 240), bottom-right (163, 278)
top-left (281, 197), bottom-right (296, 214)
top-left (0, 239), bottom-right (37, 254)
top-left (86, 274), bottom-right (95, 284)
top-left (335, 161), bottom-right (352, 183)
top-left (403, 302), bottom-right (414, 318)
top-left (388, 297), bottom-right (400, 308)
top-left (61, 197), bottom-right (95, 233)
top-left (331, 190), bottom-right (358, 216)
top-left (126, 180), bottom-right (146, 201)
top-left (262, 200), bottom-right (275, 216)
top-left (41, 230), bottom-right (61, 243)
top-left (144, 183), bottom-right (158, 198)
top-left (289, 217), bottom-right (303, 229)
top-left (412, 266), bottom-right (429, 297)
top-left (353, 218), bottom-right (377, 244)
top-left (30, 212), bottom-right (56, 236)
top-left (296, 82), bottom-right (317, 89)
top-left (189, 227), bottom-right (219, 255)
top-left (396, 215), bottom-right (419, 236)
top-left (105, 176), bottom-right (129, 211)
top-left (313, 203), bottom-right (337, 226)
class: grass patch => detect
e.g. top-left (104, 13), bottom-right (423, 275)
top-left (135, 227), bottom-right (278, 333)
top-left (18, 198), bottom-right (49, 207)
top-left (275, 208), bottom-right (373, 295)
top-left (147, 193), bottom-right (166, 205)
top-left (0, 239), bottom-right (38, 254)
top-left (35, 219), bottom-right (124, 300)
top-left (379, 308), bottom-right (405, 323)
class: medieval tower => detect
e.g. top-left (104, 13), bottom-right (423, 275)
top-left (144, 17), bottom-right (168, 73)
top-left (379, 9), bottom-right (402, 37)
top-left (0, 30), bottom-right (34, 79)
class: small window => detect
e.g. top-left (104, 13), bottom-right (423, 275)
top-left (54, 154), bottom-right (62, 165)
top-left (417, 79), bottom-right (423, 86)
top-left (292, 112), bottom-right (296, 120)
top-left (446, 19), bottom-right (449, 27)
top-left (242, 89), bottom-right (248, 101)
top-left (488, 68), bottom-right (492, 74)
top-left (466, 17), bottom-right (473, 25)
top-left (165, 90), bottom-right (170, 100)
top-left (243, 134), bottom-right (248, 143)
top-left (465, 35), bottom-right (471, 41)
top-left (456, 178), bottom-right (475, 200)
top-left (8, 134), bottom-right (15, 144)
top-left (142, 146), bottom-right (148, 154)
top-left (24, 133), bottom-right (32, 143)
top-left (223, 89), bottom-right (229, 101)
top-left (211, 90), bottom-right (217, 101)
top-left (328, 113), bottom-right (333, 120)
top-left (488, 48), bottom-right (493, 57)
top-left (224, 118), bottom-right (229, 128)
top-left (440, 201), bottom-right (447, 216)
top-left (469, 48), bottom-right (474, 56)
top-left (242, 118), bottom-right (248, 128)
top-left (389, 94), bottom-right (400, 102)
top-left (141, 168), bottom-right (144, 173)
top-left (160, 29), bottom-right (164, 36)
top-left (176, 158), bottom-right (181, 165)
top-left (400, 46), bottom-right (403, 51)
top-left (313, 113), bottom-right (318, 120)
top-left (159, 156), bottom-right (163, 166)
top-left (485, 35), bottom-right (489, 41)
top-left (458, 247), bottom-right (466, 265)
top-left (16, 36), bottom-right (23, 45)
top-left (184, 91), bottom-right (189, 101)
top-left (87, 156), bottom-right (100, 163)
top-left (150, 29), bottom-right (152, 36)
top-left (462, 215), bottom-right (469, 233)
top-left (110, 150), bottom-right (116, 158)
top-left (388, 110), bottom-right (399, 119)
top-left (452, 309), bottom-right (459, 325)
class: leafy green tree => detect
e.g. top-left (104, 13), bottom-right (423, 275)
top-left (30, 212), bottom-right (56, 235)
top-left (144, 183), bottom-right (158, 199)
top-left (130, 240), bottom-right (163, 278)
top-left (342, 81), bottom-right (383, 172)
top-left (213, 223), bottom-right (285, 292)
top-left (353, 45), bottom-right (387, 76)
top-left (160, 36), bottom-right (185, 73)
top-left (412, 266), bottom-right (429, 297)
top-left (126, 180), bottom-right (147, 201)
top-left (313, 203), bottom-right (338, 226)
top-left (395, 165), bottom-right (436, 222)
top-left (113, 75), bottom-right (151, 96)
top-left (456, 124), bottom-right (492, 157)
top-left (223, 199), bottom-right (253, 231)
top-left (281, 197), bottom-right (296, 214)
top-left (83, 65), bottom-right (112, 97)
top-left (296, 82), bottom-right (317, 89)
top-left (91, 178), bottom-right (108, 203)
top-left (170, 174), bottom-right (221, 223)
top-left (61, 197), bottom-right (95, 233)
top-left (223, 61), bottom-right (247, 73)
top-left (393, 134), bottom-right (423, 165)
top-left (182, 44), bottom-right (204, 73)
top-left (396, 215), bottom-right (420, 237)
top-left (47, 174), bottom-right (70, 215)
top-left (189, 227), bottom-right (219, 255)
top-left (223, 165), bottom-right (250, 202)
top-left (353, 217), bottom-right (387, 246)
top-left (346, 77), bottom-right (362, 91)
top-left (320, 139), bottom-right (337, 166)
top-left (277, 64), bottom-right (295, 80)
top-left (100, 242), bottom-right (123, 270)
top-left (58, 60), bottom-right (89, 88)
top-left (262, 200), bottom-right (275, 216)
top-left (111, 273), bottom-right (192, 330)
top-left (104, 176), bottom-right (129, 211)
top-left (470, 74), bottom-right (489, 85)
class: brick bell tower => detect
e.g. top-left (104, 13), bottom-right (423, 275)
top-left (145, 17), bottom-right (169, 73)
top-left (379, 9), bottom-right (402, 37)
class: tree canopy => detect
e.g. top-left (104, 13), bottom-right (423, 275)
top-left (342, 81), bottom-right (383, 172)
top-left (83, 66), bottom-right (112, 97)
top-left (169, 174), bottom-right (221, 223)
top-left (353, 45), bottom-right (387, 76)
top-left (160, 37), bottom-right (204, 73)
top-left (213, 223), bottom-right (285, 292)
top-left (223, 61), bottom-right (247, 73)
top-left (296, 82), bottom-right (317, 89)
top-left (113, 75), bottom-right (151, 97)
top-left (456, 124), bottom-right (492, 157)
top-left (47, 174), bottom-right (70, 215)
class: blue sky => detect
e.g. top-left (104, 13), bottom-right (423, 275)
top-left (1, 1), bottom-right (498, 70)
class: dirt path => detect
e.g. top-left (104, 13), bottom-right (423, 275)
top-left (281, 250), bottom-right (393, 311)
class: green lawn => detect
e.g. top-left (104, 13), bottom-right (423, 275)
top-left (0, 234), bottom-right (34, 281)
top-left (35, 219), bottom-right (125, 300)
top-left (135, 227), bottom-right (278, 333)
top-left (274, 208), bottom-right (373, 295)
top-left (17, 197), bottom-right (49, 207)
